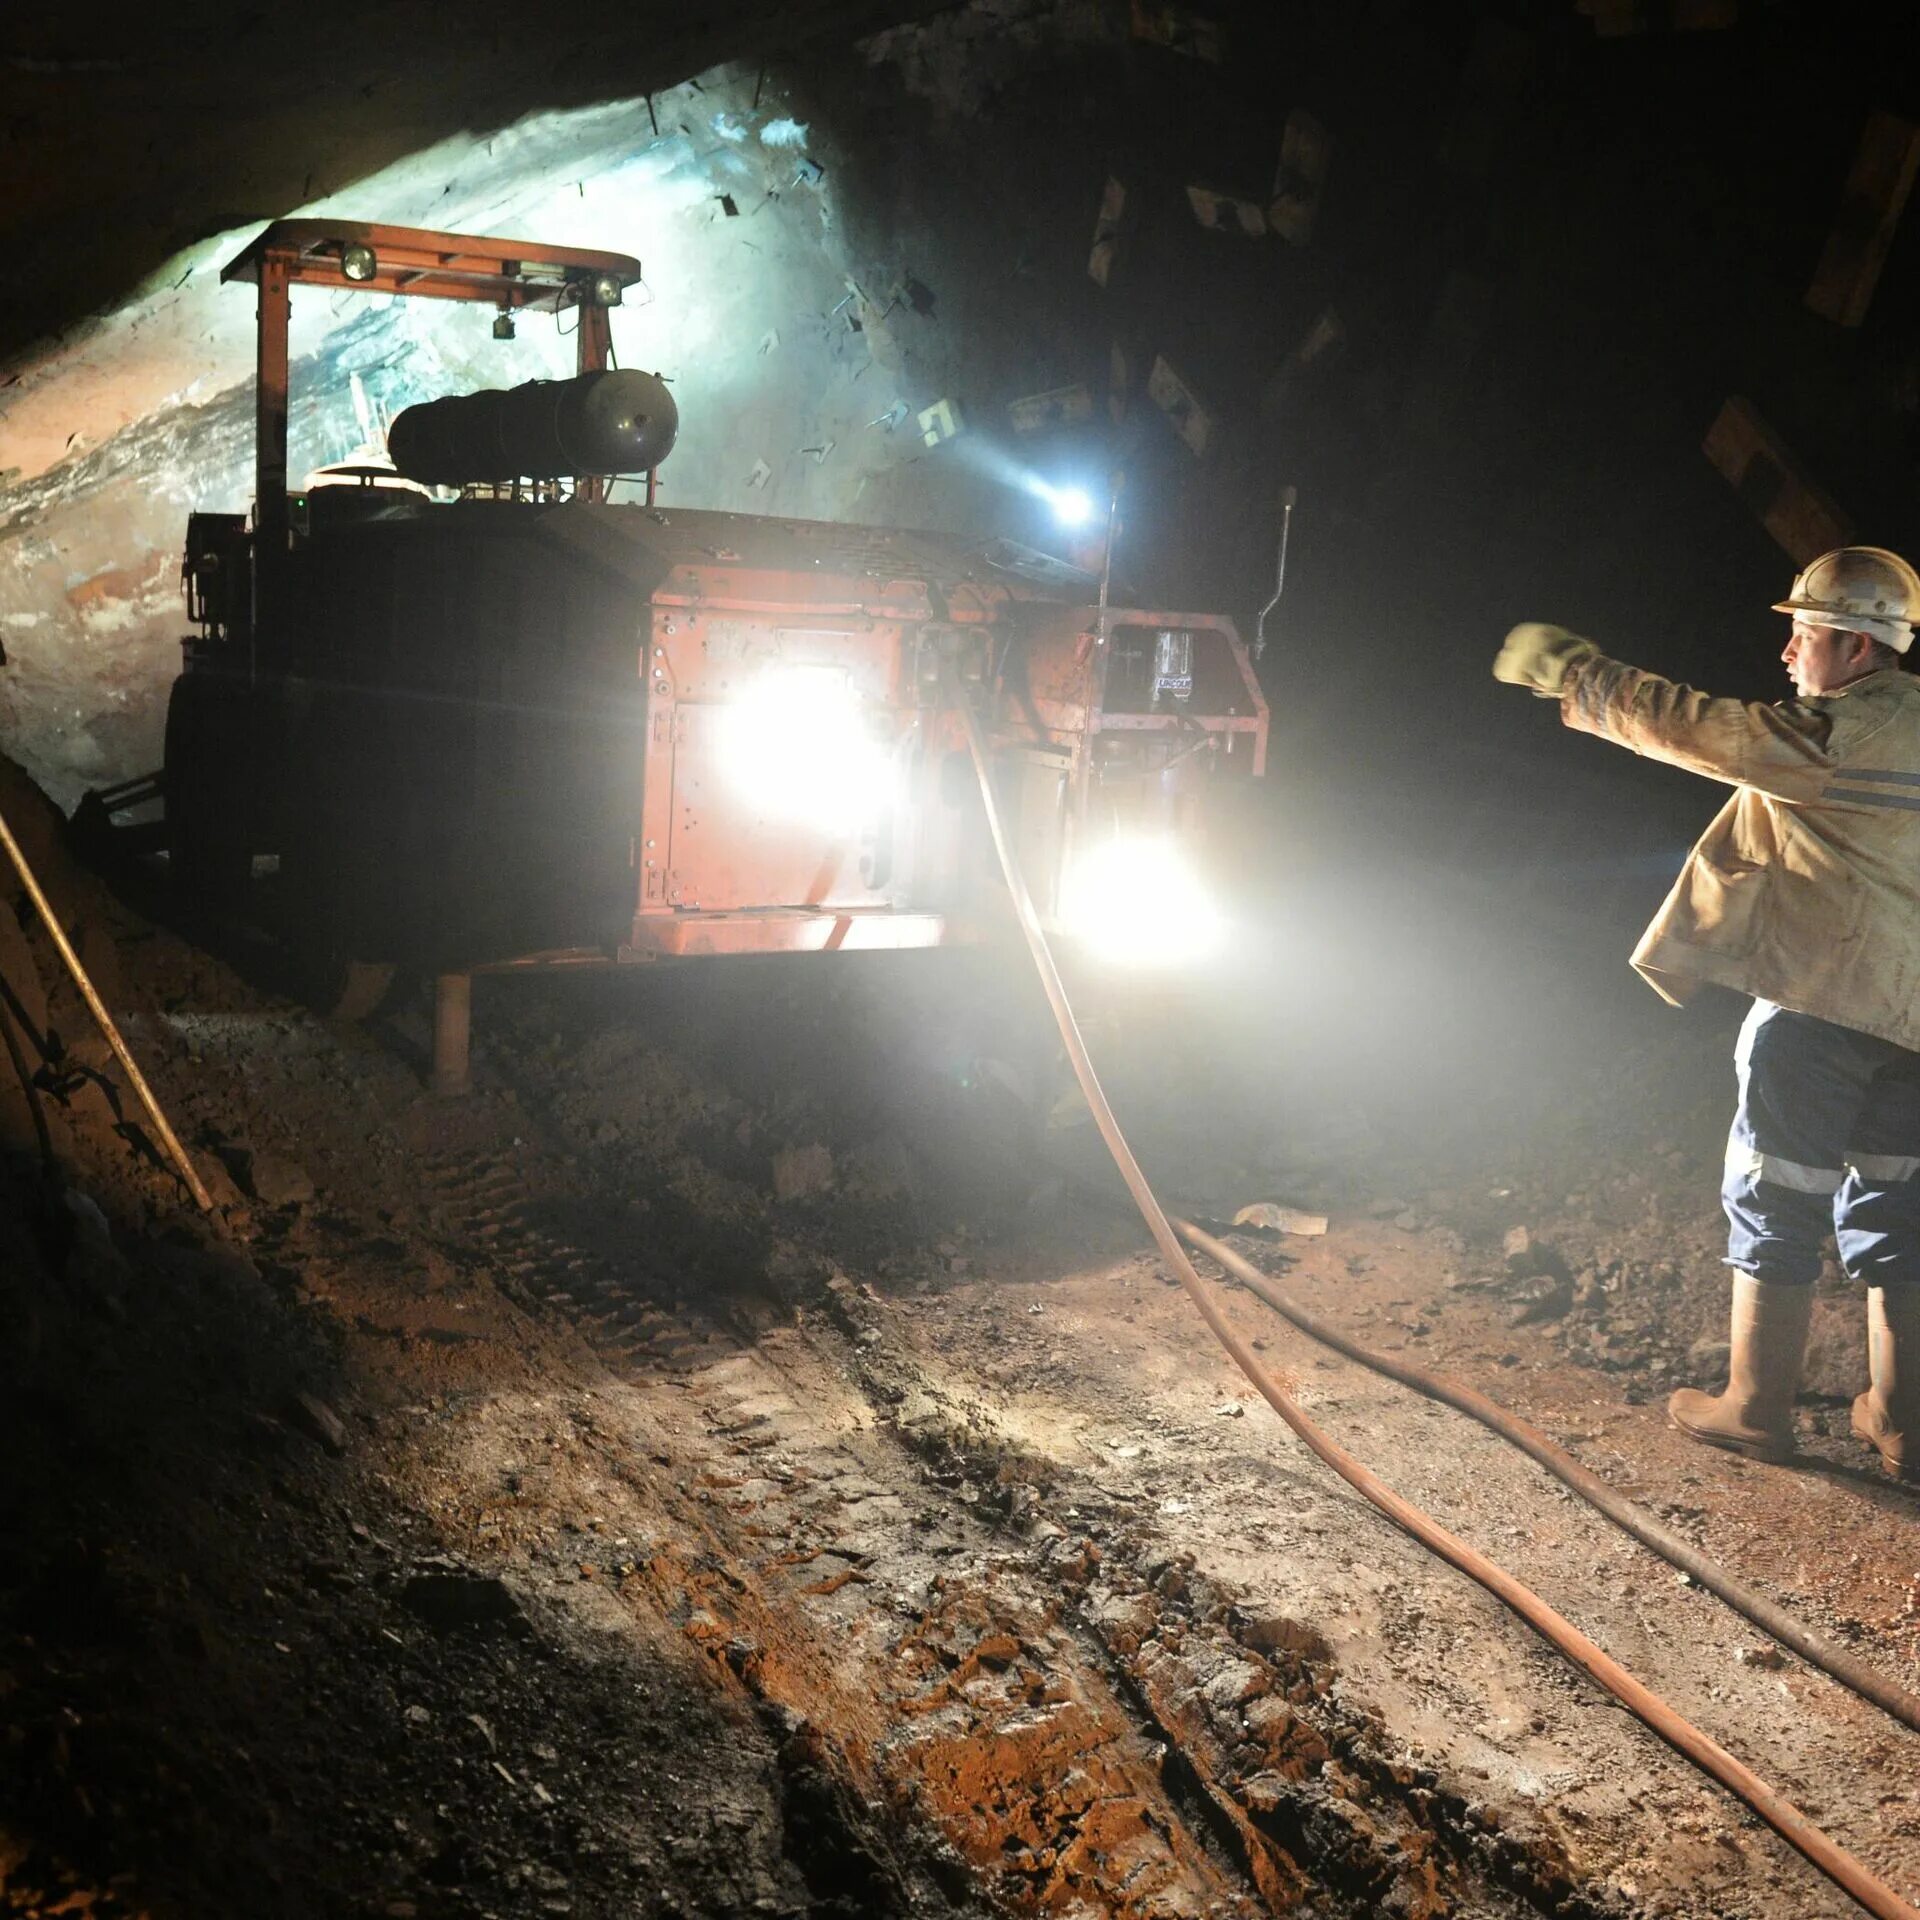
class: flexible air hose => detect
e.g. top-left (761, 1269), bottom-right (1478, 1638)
top-left (946, 670), bottom-right (1920, 1920)
top-left (1174, 1215), bottom-right (1920, 1738)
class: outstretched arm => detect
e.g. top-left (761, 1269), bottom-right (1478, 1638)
top-left (1493, 624), bottom-right (1837, 800)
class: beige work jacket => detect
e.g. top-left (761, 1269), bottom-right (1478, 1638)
top-left (1558, 655), bottom-right (1920, 1050)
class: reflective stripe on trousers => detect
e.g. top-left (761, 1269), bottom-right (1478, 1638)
top-left (1724, 1000), bottom-right (1920, 1287)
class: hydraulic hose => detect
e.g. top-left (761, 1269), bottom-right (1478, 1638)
top-left (1174, 1216), bottom-right (1920, 1739)
top-left (946, 669), bottom-right (1920, 1920)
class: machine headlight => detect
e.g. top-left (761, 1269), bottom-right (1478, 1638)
top-left (340, 241), bottom-right (378, 283)
top-left (719, 666), bottom-right (893, 836)
top-left (1059, 835), bottom-right (1226, 967)
top-left (1042, 483), bottom-right (1094, 527)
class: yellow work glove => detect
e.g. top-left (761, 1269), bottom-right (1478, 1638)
top-left (1493, 623), bottom-right (1600, 698)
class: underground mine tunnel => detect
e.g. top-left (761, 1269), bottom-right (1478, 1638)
top-left (9, 1), bottom-right (1920, 1915)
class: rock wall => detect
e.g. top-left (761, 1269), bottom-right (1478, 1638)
top-left (0, 0), bottom-right (1326, 812)
top-left (0, 60), bottom-right (999, 806)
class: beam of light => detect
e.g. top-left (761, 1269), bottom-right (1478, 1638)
top-left (717, 665), bottom-right (893, 836)
top-left (1059, 835), bottom-right (1226, 967)
top-left (942, 436), bottom-right (1103, 527)
top-left (1041, 483), bottom-right (1094, 527)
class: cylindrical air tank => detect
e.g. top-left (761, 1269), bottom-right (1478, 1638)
top-left (388, 369), bottom-right (678, 485)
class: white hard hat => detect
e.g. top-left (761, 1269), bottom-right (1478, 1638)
top-left (1773, 545), bottom-right (1920, 654)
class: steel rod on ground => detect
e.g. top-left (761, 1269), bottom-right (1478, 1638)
top-left (0, 801), bottom-right (216, 1214)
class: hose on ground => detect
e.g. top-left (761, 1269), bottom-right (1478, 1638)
top-left (945, 668), bottom-right (1920, 1920)
top-left (1174, 1215), bottom-right (1920, 1738)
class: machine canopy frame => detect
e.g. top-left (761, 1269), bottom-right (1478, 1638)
top-left (224, 220), bottom-right (646, 544)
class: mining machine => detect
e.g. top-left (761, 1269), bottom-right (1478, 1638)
top-left (154, 220), bottom-right (1267, 1082)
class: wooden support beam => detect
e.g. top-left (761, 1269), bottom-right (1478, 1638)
top-left (1269, 111), bottom-right (1332, 245)
top-left (1579, 0), bottom-right (1736, 34)
top-left (1129, 0), bottom-right (1222, 61)
top-left (1438, 21), bottom-right (1532, 180)
top-left (1805, 110), bottom-right (1920, 329)
top-left (1702, 397), bottom-right (1851, 565)
top-left (1008, 384), bottom-right (1095, 433)
top-left (1146, 355), bottom-right (1213, 457)
top-left (1088, 177), bottom-right (1126, 287)
top-left (1186, 185), bottom-right (1266, 237)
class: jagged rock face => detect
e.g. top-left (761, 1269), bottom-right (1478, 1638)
top-left (0, 2), bottom-right (1165, 812)
top-left (0, 64), bottom-right (974, 807)
top-left (0, 0), bottom-right (1128, 806)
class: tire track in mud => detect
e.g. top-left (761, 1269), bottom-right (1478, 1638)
top-left (815, 1274), bottom-right (1636, 1920)
top-left (413, 1131), bottom-right (1266, 1916)
top-left (410, 1119), bottom-right (1636, 1918)
top-left (417, 1141), bottom-right (730, 1374)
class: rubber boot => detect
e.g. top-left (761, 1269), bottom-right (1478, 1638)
top-left (1668, 1274), bottom-right (1813, 1463)
top-left (1852, 1286), bottom-right (1920, 1483)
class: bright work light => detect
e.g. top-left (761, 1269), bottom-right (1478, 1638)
top-left (719, 666), bottom-right (893, 836)
top-left (1043, 483), bottom-right (1094, 527)
top-left (1059, 835), bottom-right (1225, 967)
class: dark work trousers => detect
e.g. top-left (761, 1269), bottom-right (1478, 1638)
top-left (1723, 999), bottom-right (1920, 1289)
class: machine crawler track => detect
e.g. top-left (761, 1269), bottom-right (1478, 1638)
top-left (418, 1142), bottom-right (728, 1375)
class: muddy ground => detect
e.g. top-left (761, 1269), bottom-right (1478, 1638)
top-left (4, 792), bottom-right (1920, 1919)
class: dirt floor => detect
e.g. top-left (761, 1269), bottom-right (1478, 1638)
top-left (5, 781), bottom-right (1920, 1919)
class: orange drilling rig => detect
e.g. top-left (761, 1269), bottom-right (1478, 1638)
top-left (150, 220), bottom-right (1267, 1085)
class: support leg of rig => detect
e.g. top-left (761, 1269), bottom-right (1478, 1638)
top-left (432, 972), bottom-right (472, 1097)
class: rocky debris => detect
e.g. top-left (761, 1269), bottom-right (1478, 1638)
top-left (1239, 1613), bottom-right (1333, 1664)
top-left (771, 1141), bottom-right (835, 1202)
top-left (60, 1185), bottom-right (129, 1294)
top-left (1447, 1225), bottom-right (1581, 1327)
top-left (189, 1148), bottom-right (248, 1212)
top-left (398, 1564), bottom-right (532, 1637)
top-left (1802, 1293), bottom-right (1868, 1400)
top-left (1501, 1224), bottom-right (1571, 1285)
top-left (1507, 1272), bottom-right (1574, 1326)
top-left (1074, 1545), bottom-right (1594, 1918)
top-left (286, 1388), bottom-right (349, 1455)
top-left (840, 1132), bottom-right (913, 1204)
top-left (1685, 1336), bottom-right (1732, 1382)
top-left (210, 1134), bottom-right (316, 1208)
top-left (1232, 1201), bottom-right (1329, 1237)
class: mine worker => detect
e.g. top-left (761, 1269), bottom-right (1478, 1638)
top-left (1492, 546), bottom-right (1920, 1481)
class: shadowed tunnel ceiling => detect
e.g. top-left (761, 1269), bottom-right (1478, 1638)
top-left (1, 0), bottom-right (957, 364)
